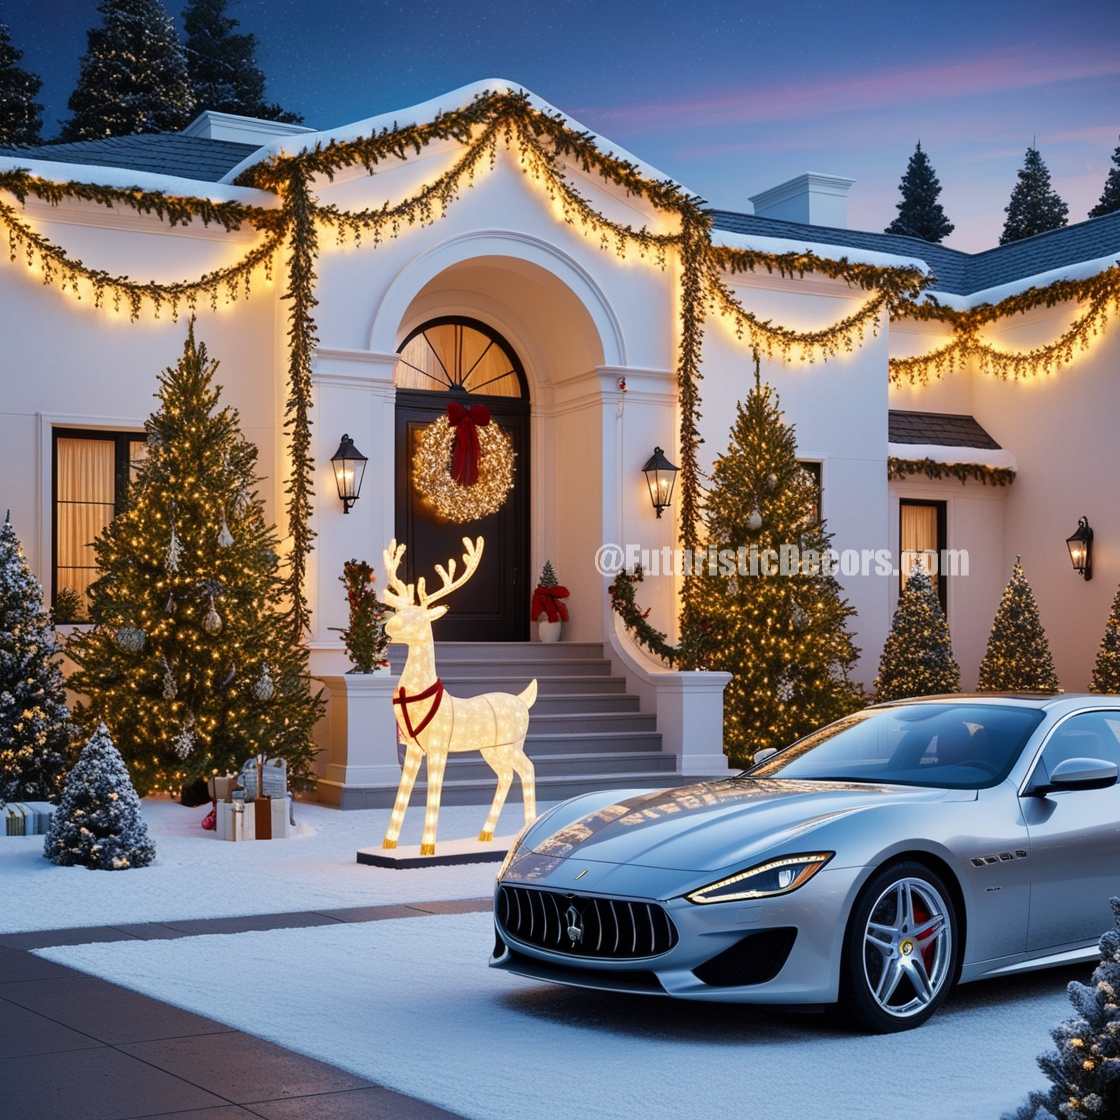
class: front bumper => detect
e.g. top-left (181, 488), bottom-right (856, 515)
top-left (489, 861), bottom-right (864, 1004)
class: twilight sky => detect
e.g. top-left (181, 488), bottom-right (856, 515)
top-left (7, 0), bottom-right (1120, 250)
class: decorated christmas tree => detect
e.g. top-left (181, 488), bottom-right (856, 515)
top-left (44, 723), bottom-right (155, 870)
top-left (67, 324), bottom-right (322, 794)
top-left (183, 0), bottom-right (302, 123)
top-left (875, 569), bottom-right (960, 701)
top-left (695, 366), bottom-right (862, 765)
top-left (1088, 136), bottom-right (1120, 220)
top-left (1006, 897), bottom-right (1120, 1120)
top-left (1000, 145), bottom-right (1069, 244)
top-left (0, 21), bottom-right (43, 146)
top-left (0, 513), bottom-right (73, 804)
top-left (977, 558), bottom-right (1059, 692)
top-left (336, 559), bottom-right (390, 673)
top-left (1089, 584), bottom-right (1120, 693)
top-left (884, 142), bottom-right (954, 243)
top-left (60, 0), bottom-right (195, 141)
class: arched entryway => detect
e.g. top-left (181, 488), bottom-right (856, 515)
top-left (393, 316), bottom-right (530, 640)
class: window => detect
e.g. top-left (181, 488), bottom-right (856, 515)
top-left (900, 498), bottom-right (947, 614)
top-left (798, 461), bottom-right (822, 525)
top-left (394, 317), bottom-right (526, 398)
top-left (53, 429), bottom-right (147, 620)
top-left (1036, 712), bottom-right (1120, 781)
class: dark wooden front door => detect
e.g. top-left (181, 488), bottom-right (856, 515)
top-left (393, 318), bottom-right (530, 642)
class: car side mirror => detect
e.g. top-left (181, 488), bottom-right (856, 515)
top-left (753, 747), bottom-right (778, 764)
top-left (1029, 756), bottom-right (1119, 796)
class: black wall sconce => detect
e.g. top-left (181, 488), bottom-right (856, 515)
top-left (642, 446), bottom-right (679, 519)
top-left (1066, 516), bottom-right (1093, 580)
top-left (330, 434), bottom-right (367, 514)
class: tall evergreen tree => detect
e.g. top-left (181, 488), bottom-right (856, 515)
top-left (696, 365), bottom-right (862, 765)
top-left (0, 513), bottom-right (73, 803)
top-left (66, 324), bottom-right (322, 795)
top-left (875, 569), bottom-right (960, 701)
top-left (977, 558), bottom-right (1059, 692)
top-left (1089, 584), bottom-right (1120, 693)
top-left (60, 0), bottom-right (195, 142)
top-left (1088, 136), bottom-right (1120, 219)
top-left (182, 0), bottom-right (301, 123)
top-left (884, 142), bottom-right (955, 243)
top-left (0, 21), bottom-right (43, 145)
top-left (1000, 145), bottom-right (1069, 244)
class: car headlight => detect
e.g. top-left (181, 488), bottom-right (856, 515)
top-left (685, 852), bottom-right (834, 904)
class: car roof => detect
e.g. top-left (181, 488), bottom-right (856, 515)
top-left (866, 693), bottom-right (1114, 711)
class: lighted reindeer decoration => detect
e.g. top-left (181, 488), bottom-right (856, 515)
top-left (380, 535), bottom-right (538, 855)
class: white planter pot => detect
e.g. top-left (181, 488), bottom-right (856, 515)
top-left (537, 617), bottom-right (562, 643)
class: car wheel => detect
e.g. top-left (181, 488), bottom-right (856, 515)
top-left (839, 860), bottom-right (960, 1033)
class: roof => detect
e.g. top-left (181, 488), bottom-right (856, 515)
top-left (888, 411), bottom-right (1001, 449)
top-left (0, 134), bottom-right (259, 182)
top-left (710, 208), bottom-right (1120, 297)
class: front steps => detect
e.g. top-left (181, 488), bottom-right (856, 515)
top-left (335, 641), bottom-right (696, 808)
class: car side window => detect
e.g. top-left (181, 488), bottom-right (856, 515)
top-left (1037, 712), bottom-right (1120, 780)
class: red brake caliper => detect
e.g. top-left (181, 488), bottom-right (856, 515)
top-left (913, 897), bottom-right (936, 970)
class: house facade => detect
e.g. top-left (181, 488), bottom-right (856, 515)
top-left (2, 81), bottom-right (1118, 803)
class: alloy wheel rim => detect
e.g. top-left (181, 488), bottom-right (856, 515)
top-left (862, 876), bottom-right (952, 1018)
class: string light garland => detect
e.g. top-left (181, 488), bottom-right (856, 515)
top-left (887, 457), bottom-right (1016, 486)
top-left (413, 415), bottom-right (516, 523)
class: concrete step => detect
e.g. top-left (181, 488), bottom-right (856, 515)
top-left (529, 693), bottom-right (640, 714)
top-left (440, 675), bottom-right (626, 697)
top-left (528, 711), bottom-right (657, 734)
top-left (389, 641), bottom-right (606, 666)
top-left (403, 658), bottom-right (614, 679)
top-left (434, 749), bottom-right (677, 783)
top-left (523, 731), bottom-right (663, 755)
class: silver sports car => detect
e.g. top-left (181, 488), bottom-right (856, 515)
top-left (490, 694), bottom-right (1120, 1031)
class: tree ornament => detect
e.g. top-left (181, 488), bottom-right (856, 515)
top-left (766, 472), bottom-right (779, 491)
top-left (165, 523), bottom-right (183, 573)
top-left (791, 603), bottom-right (808, 632)
top-left (202, 595), bottom-right (222, 635)
top-left (776, 674), bottom-right (794, 703)
top-left (220, 664), bottom-right (237, 690)
top-left (172, 715), bottom-right (196, 760)
top-left (252, 663), bottom-right (274, 702)
top-left (747, 507), bottom-right (763, 531)
top-left (114, 625), bottom-right (146, 653)
top-left (413, 407), bottom-right (515, 523)
top-left (233, 486), bottom-right (251, 517)
top-left (160, 656), bottom-right (177, 700)
top-left (164, 591), bottom-right (175, 614)
top-left (217, 512), bottom-right (234, 549)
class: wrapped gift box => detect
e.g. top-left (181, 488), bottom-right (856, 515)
top-left (2, 802), bottom-right (55, 836)
top-left (238, 757), bottom-right (288, 801)
top-left (215, 796), bottom-right (290, 842)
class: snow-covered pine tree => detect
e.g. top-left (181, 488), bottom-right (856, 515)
top-left (1089, 584), bottom-right (1120, 693)
top-left (0, 21), bottom-right (43, 146)
top-left (875, 569), bottom-right (960, 701)
top-left (538, 560), bottom-right (559, 588)
top-left (44, 723), bottom-right (155, 870)
top-left (1005, 897), bottom-right (1120, 1120)
top-left (1000, 145), bottom-right (1070, 244)
top-left (977, 558), bottom-right (1059, 692)
top-left (183, 0), bottom-right (301, 123)
top-left (1088, 136), bottom-right (1120, 220)
top-left (0, 512), bottom-right (73, 803)
top-left (884, 142), bottom-right (955, 243)
top-left (60, 0), bottom-right (195, 141)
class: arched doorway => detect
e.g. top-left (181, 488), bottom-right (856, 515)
top-left (394, 316), bottom-right (530, 641)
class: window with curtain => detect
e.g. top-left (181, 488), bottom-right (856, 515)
top-left (53, 429), bottom-right (146, 621)
top-left (900, 498), bottom-right (947, 613)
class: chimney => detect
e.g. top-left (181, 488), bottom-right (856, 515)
top-left (181, 111), bottom-right (315, 146)
top-left (749, 173), bottom-right (855, 228)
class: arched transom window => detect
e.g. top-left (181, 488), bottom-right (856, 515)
top-left (394, 317), bottom-right (526, 399)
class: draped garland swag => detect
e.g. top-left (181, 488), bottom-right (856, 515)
top-left (0, 89), bottom-right (1116, 642)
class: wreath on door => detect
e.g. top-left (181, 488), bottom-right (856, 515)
top-left (413, 403), bottom-right (516, 523)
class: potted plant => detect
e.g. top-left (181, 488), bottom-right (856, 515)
top-left (531, 560), bottom-right (569, 643)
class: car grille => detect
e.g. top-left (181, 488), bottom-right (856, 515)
top-left (497, 885), bottom-right (678, 960)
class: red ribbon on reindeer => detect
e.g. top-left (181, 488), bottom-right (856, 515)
top-left (531, 584), bottom-right (570, 623)
top-left (447, 402), bottom-right (491, 485)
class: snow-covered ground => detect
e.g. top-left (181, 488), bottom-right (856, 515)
top-left (41, 911), bottom-right (1069, 1120)
top-left (0, 798), bottom-right (542, 932)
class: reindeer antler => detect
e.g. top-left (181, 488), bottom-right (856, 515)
top-left (381, 539), bottom-right (415, 609)
top-left (418, 536), bottom-right (484, 608)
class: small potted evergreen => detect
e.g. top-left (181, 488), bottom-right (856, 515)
top-left (531, 561), bottom-right (570, 643)
top-left (337, 559), bottom-right (391, 672)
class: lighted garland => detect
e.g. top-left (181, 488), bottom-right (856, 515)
top-left (607, 567), bottom-right (681, 666)
top-left (887, 457), bottom-right (1016, 486)
top-left (413, 415), bottom-right (516, 523)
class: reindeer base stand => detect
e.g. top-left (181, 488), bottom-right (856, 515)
top-left (380, 536), bottom-right (538, 857)
top-left (357, 832), bottom-right (517, 869)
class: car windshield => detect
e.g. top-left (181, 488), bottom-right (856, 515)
top-left (744, 702), bottom-right (1046, 790)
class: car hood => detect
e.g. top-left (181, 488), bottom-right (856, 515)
top-left (527, 778), bottom-right (956, 873)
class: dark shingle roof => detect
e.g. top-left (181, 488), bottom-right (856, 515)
top-left (888, 410), bottom-right (1001, 449)
top-left (0, 134), bottom-right (260, 182)
top-left (709, 208), bottom-right (1120, 297)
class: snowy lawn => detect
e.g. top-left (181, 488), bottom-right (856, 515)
top-left (41, 911), bottom-right (1069, 1120)
top-left (0, 798), bottom-right (543, 932)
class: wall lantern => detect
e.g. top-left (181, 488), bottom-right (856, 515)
top-left (1066, 516), bottom-right (1093, 580)
top-left (642, 446), bottom-right (679, 519)
top-left (330, 434), bottom-right (367, 514)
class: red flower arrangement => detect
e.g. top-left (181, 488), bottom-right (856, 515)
top-left (531, 560), bottom-right (569, 623)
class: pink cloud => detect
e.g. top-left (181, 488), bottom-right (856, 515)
top-left (581, 47), bottom-right (1120, 132)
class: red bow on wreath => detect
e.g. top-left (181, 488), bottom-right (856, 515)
top-left (531, 584), bottom-right (570, 623)
top-left (447, 402), bottom-right (491, 485)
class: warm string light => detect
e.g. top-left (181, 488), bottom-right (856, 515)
top-left (412, 415), bottom-right (516, 523)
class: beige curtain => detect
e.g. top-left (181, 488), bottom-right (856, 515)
top-left (901, 503), bottom-right (939, 583)
top-left (394, 323), bottom-right (521, 398)
top-left (56, 437), bottom-right (115, 608)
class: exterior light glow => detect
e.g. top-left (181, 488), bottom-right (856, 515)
top-left (330, 434), bottom-right (367, 514)
top-left (1066, 516), bottom-right (1094, 581)
top-left (642, 446), bottom-right (679, 519)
